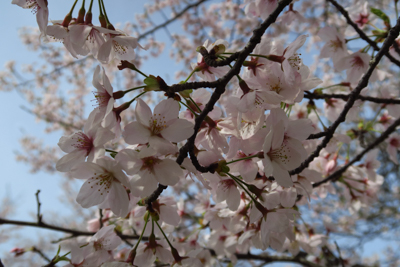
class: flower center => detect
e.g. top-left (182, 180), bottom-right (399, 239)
top-left (287, 53), bottom-right (302, 70)
top-left (113, 40), bottom-right (128, 55)
top-left (267, 142), bottom-right (292, 165)
top-left (87, 171), bottom-right (114, 195)
top-left (72, 132), bottom-right (93, 156)
top-left (149, 114), bottom-right (167, 135)
top-left (329, 37), bottom-right (344, 52)
top-left (140, 156), bottom-right (161, 172)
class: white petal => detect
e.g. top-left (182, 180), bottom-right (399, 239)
top-left (153, 159), bottom-right (182, 185)
top-left (161, 118), bottom-right (194, 142)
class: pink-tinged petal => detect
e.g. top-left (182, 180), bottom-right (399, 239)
top-left (36, 5), bottom-right (48, 34)
top-left (115, 149), bottom-right (142, 175)
top-left (272, 162), bottom-right (293, 188)
top-left (274, 140), bottom-right (303, 170)
top-left (153, 159), bottom-right (182, 185)
top-left (56, 149), bottom-right (87, 172)
top-left (123, 121), bottom-right (151, 145)
top-left (132, 173), bottom-right (159, 197)
top-left (138, 146), bottom-right (157, 158)
top-left (71, 162), bottom-right (105, 179)
top-left (154, 98), bottom-right (179, 122)
top-left (102, 99), bottom-right (115, 129)
top-left (263, 191), bottom-right (280, 210)
top-left (284, 138), bottom-right (307, 164)
top-left (162, 118), bottom-right (194, 142)
top-left (93, 127), bottom-right (114, 147)
top-left (286, 35), bottom-right (307, 57)
top-left (262, 155), bottom-right (274, 177)
top-left (88, 147), bottom-right (105, 162)
top-left (226, 185), bottom-right (240, 211)
top-left (92, 65), bottom-right (103, 90)
top-left (102, 68), bottom-right (114, 96)
top-left (238, 160), bottom-right (258, 182)
top-left (271, 121), bottom-right (284, 150)
top-left (135, 98), bottom-right (152, 127)
top-left (159, 205), bottom-right (180, 226)
top-left (97, 39), bottom-right (113, 63)
top-left (107, 183), bottom-right (129, 217)
top-left (286, 119), bottom-right (314, 141)
top-left (69, 25), bottom-right (92, 46)
top-left (148, 136), bottom-right (178, 154)
top-left (76, 179), bottom-right (107, 208)
top-left (46, 25), bottom-right (68, 39)
top-left (282, 60), bottom-right (297, 85)
top-left (266, 212), bottom-right (288, 233)
top-left (58, 133), bottom-right (83, 153)
top-left (280, 187), bottom-right (297, 207)
top-left (155, 247), bottom-right (174, 264)
top-left (113, 36), bottom-right (139, 48)
top-left (237, 91), bottom-right (256, 113)
top-left (263, 129), bottom-right (273, 154)
top-left (135, 249), bottom-right (156, 267)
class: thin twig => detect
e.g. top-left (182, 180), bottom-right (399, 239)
top-left (35, 190), bottom-right (42, 223)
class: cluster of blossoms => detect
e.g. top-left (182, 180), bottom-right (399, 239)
top-left (8, 0), bottom-right (400, 266)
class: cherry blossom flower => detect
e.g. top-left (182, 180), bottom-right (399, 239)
top-left (92, 66), bottom-right (116, 129)
top-left (71, 157), bottom-right (131, 217)
top-left (123, 98), bottom-right (194, 154)
top-left (205, 173), bottom-right (241, 211)
top-left (12, 0), bottom-right (48, 35)
top-left (262, 120), bottom-right (305, 188)
top-left (116, 147), bottom-right (184, 196)
top-left (69, 25), bottom-right (116, 59)
top-left (83, 225), bottom-right (122, 266)
top-left (318, 26), bottom-right (349, 68)
top-left (56, 110), bottom-right (114, 172)
top-left (336, 51), bottom-right (378, 85)
top-left (97, 29), bottom-right (141, 64)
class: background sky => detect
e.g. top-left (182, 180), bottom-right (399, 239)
top-left (0, 0), bottom-right (396, 266)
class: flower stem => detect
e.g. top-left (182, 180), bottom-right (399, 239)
top-left (124, 85), bottom-right (146, 94)
top-left (132, 214), bottom-right (150, 252)
top-left (155, 220), bottom-right (175, 250)
top-left (179, 101), bottom-right (198, 117)
top-left (226, 154), bottom-right (259, 165)
top-left (183, 69), bottom-right (196, 83)
top-left (224, 172), bottom-right (258, 205)
top-left (188, 96), bottom-right (202, 112)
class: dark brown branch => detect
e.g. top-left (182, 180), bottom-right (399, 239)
top-left (327, 0), bottom-right (400, 67)
top-left (290, 16), bottom-right (400, 176)
top-left (145, 0), bottom-right (294, 207)
top-left (313, 114), bottom-right (400, 187)
top-left (0, 217), bottom-right (145, 241)
top-left (304, 91), bottom-right (400, 105)
top-left (234, 252), bottom-right (322, 267)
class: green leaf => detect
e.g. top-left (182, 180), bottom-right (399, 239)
top-left (370, 7), bottom-right (390, 25)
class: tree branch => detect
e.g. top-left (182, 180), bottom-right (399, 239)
top-left (304, 91), bottom-right (400, 105)
top-left (0, 217), bottom-right (146, 241)
top-left (327, 0), bottom-right (400, 67)
top-left (290, 16), bottom-right (400, 176)
top-left (313, 114), bottom-right (400, 187)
